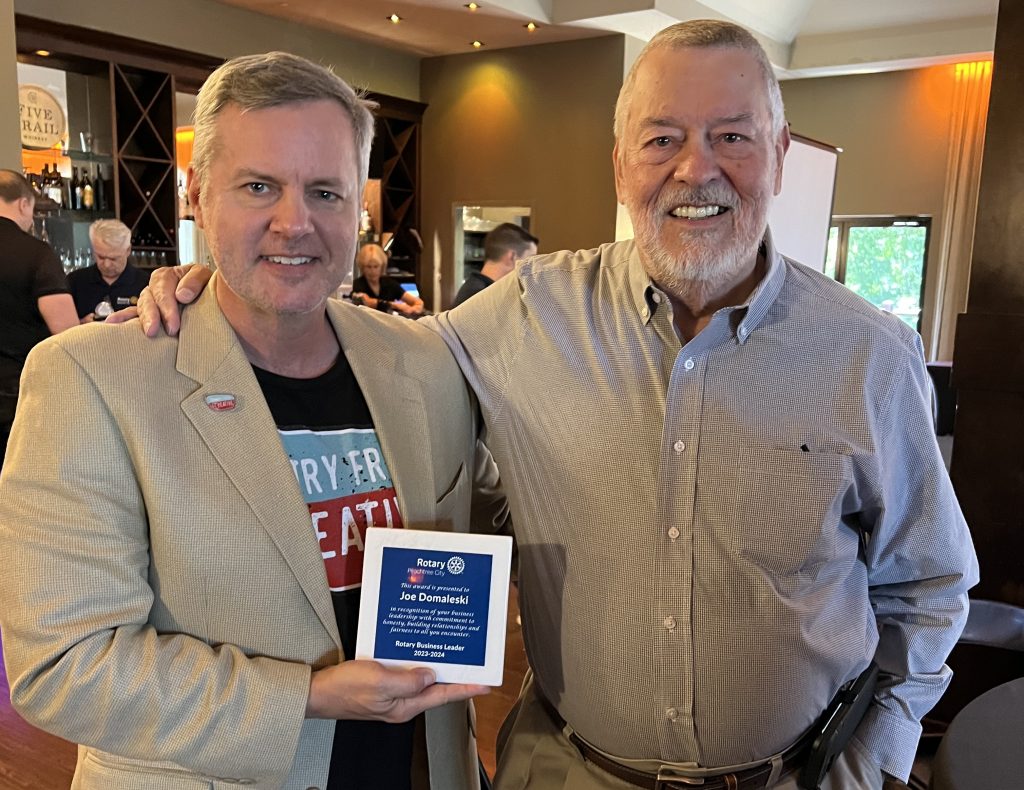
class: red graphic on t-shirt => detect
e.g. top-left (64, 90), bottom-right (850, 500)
top-left (311, 489), bottom-right (404, 591)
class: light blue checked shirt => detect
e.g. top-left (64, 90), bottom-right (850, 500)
top-left (428, 233), bottom-right (977, 782)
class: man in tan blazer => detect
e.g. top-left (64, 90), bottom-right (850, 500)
top-left (0, 52), bottom-right (505, 790)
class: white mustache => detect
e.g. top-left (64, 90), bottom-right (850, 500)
top-left (656, 187), bottom-right (738, 213)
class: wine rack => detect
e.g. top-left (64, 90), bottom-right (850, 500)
top-left (111, 63), bottom-right (177, 261)
top-left (368, 95), bottom-right (425, 280)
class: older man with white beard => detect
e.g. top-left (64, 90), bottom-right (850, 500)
top-left (130, 19), bottom-right (975, 790)
top-left (435, 20), bottom-right (975, 790)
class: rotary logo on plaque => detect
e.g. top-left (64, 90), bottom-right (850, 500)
top-left (447, 556), bottom-right (466, 575)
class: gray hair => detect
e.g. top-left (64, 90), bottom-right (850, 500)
top-left (89, 218), bottom-right (132, 250)
top-left (191, 51), bottom-right (377, 191)
top-left (613, 20), bottom-right (786, 141)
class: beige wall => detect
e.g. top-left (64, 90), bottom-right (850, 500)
top-left (14, 0), bottom-right (420, 100)
top-left (1, 0), bottom-right (19, 168)
top-left (781, 65), bottom-right (967, 358)
top-left (420, 35), bottom-right (623, 309)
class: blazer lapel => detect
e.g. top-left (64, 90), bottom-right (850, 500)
top-left (176, 278), bottom-right (341, 649)
top-left (327, 301), bottom-right (437, 529)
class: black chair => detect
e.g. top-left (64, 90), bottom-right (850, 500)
top-left (956, 599), bottom-right (1024, 651)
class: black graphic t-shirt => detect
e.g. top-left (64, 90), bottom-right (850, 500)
top-left (256, 356), bottom-right (415, 790)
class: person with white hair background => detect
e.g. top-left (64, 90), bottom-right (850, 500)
top-left (68, 218), bottom-right (150, 321)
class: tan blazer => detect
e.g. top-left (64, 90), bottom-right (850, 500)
top-left (0, 279), bottom-right (502, 789)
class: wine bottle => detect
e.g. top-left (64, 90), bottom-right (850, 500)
top-left (60, 170), bottom-right (72, 209)
top-left (50, 167), bottom-right (64, 207)
top-left (94, 166), bottom-right (107, 212)
top-left (52, 167), bottom-right (64, 207)
top-left (71, 167), bottom-right (82, 210)
top-left (40, 164), bottom-right (53, 204)
top-left (82, 169), bottom-right (95, 211)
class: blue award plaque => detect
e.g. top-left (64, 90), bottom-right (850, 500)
top-left (356, 528), bottom-right (513, 685)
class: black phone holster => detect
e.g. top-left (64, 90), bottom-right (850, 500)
top-left (797, 662), bottom-right (880, 790)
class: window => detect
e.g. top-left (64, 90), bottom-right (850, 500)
top-left (824, 217), bottom-right (931, 331)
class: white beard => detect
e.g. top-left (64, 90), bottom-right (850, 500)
top-left (630, 183), bottom-right (770, 314)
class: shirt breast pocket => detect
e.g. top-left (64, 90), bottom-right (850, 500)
top-left (730, 447), bottom-right (853, 579)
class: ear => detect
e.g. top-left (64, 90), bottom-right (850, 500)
top-left (186, 165), bottom-right (204, 229)
top-left (17, 197), bottom-right (36, 230)
top-left (612, 142), bottom-right (627, 205)
top-left (773, 125), bottom-right (791, 196)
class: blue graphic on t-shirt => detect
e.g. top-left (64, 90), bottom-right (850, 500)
top-left (280, 428), bottom-right (403, 592)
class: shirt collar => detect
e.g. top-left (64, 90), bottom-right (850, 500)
top-left (737, 227), bottom-right (786, 344)
top-left (92, 263), bottom-right (134, 287)
top-left (625, 239), bottom-right (658, 324)
top-left (628, 228), bottom-right (787, 343)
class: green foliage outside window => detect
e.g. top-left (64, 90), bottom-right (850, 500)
top-left (825, 222), bottom-right (928, 330)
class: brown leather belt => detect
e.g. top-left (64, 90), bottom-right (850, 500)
top-left (538, 695), bottom-right (812, 790)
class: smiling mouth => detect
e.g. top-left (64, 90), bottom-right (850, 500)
top-left (261, 255), bottom-right (315, 266)
top-left (669, 205), bottom-right (728, 219)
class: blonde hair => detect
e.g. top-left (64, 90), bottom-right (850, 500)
top-left (357, 243), bottom-right (387, 269)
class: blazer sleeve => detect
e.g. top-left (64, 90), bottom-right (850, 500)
top-left (0, 339), bottom-right (312, 786)
top-left (469, 436), bottom-right (510, 536)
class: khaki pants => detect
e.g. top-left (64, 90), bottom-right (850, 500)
top-left (494, 674), bottom-right (883, 790)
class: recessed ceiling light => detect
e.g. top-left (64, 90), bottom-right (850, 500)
top-left (35, 49), bottom-right (50, 57)
top-left (471, 40), bottom-right (484, 48)
top-left (525, 22), bottom-right (538, 32)
top-left (387, 13), bottom-right (401, 23)
top-left (465, 3), bottom-right (480, 10)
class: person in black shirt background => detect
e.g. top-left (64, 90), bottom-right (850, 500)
top-left (67, 219), bottom-right (150, 321)
top-left (451, 223), bottom-right (537, 308)
top-left (0, 169), bottom-right (77, 465)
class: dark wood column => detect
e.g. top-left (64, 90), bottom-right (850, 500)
top-left (934, 0), bottom-right (1024, 722)
top-left (950, 0), bottom-right (1024, 606)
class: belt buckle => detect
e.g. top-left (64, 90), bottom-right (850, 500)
top-left (655, 768), bottom-right (705, 788)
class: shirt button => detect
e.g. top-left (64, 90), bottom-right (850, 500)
top-left (668, 527), bottom-right (680, 540)
top-left (663, 616), bottom-right (676, 631)
top-left (652, 292), bottom-right (663, 304)
top-left (684, 358), bottom-right (695, 370)
top-left (673, 439), bottom-right (685, 454)
top-left (666, 707), bottom-right (679, 722)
